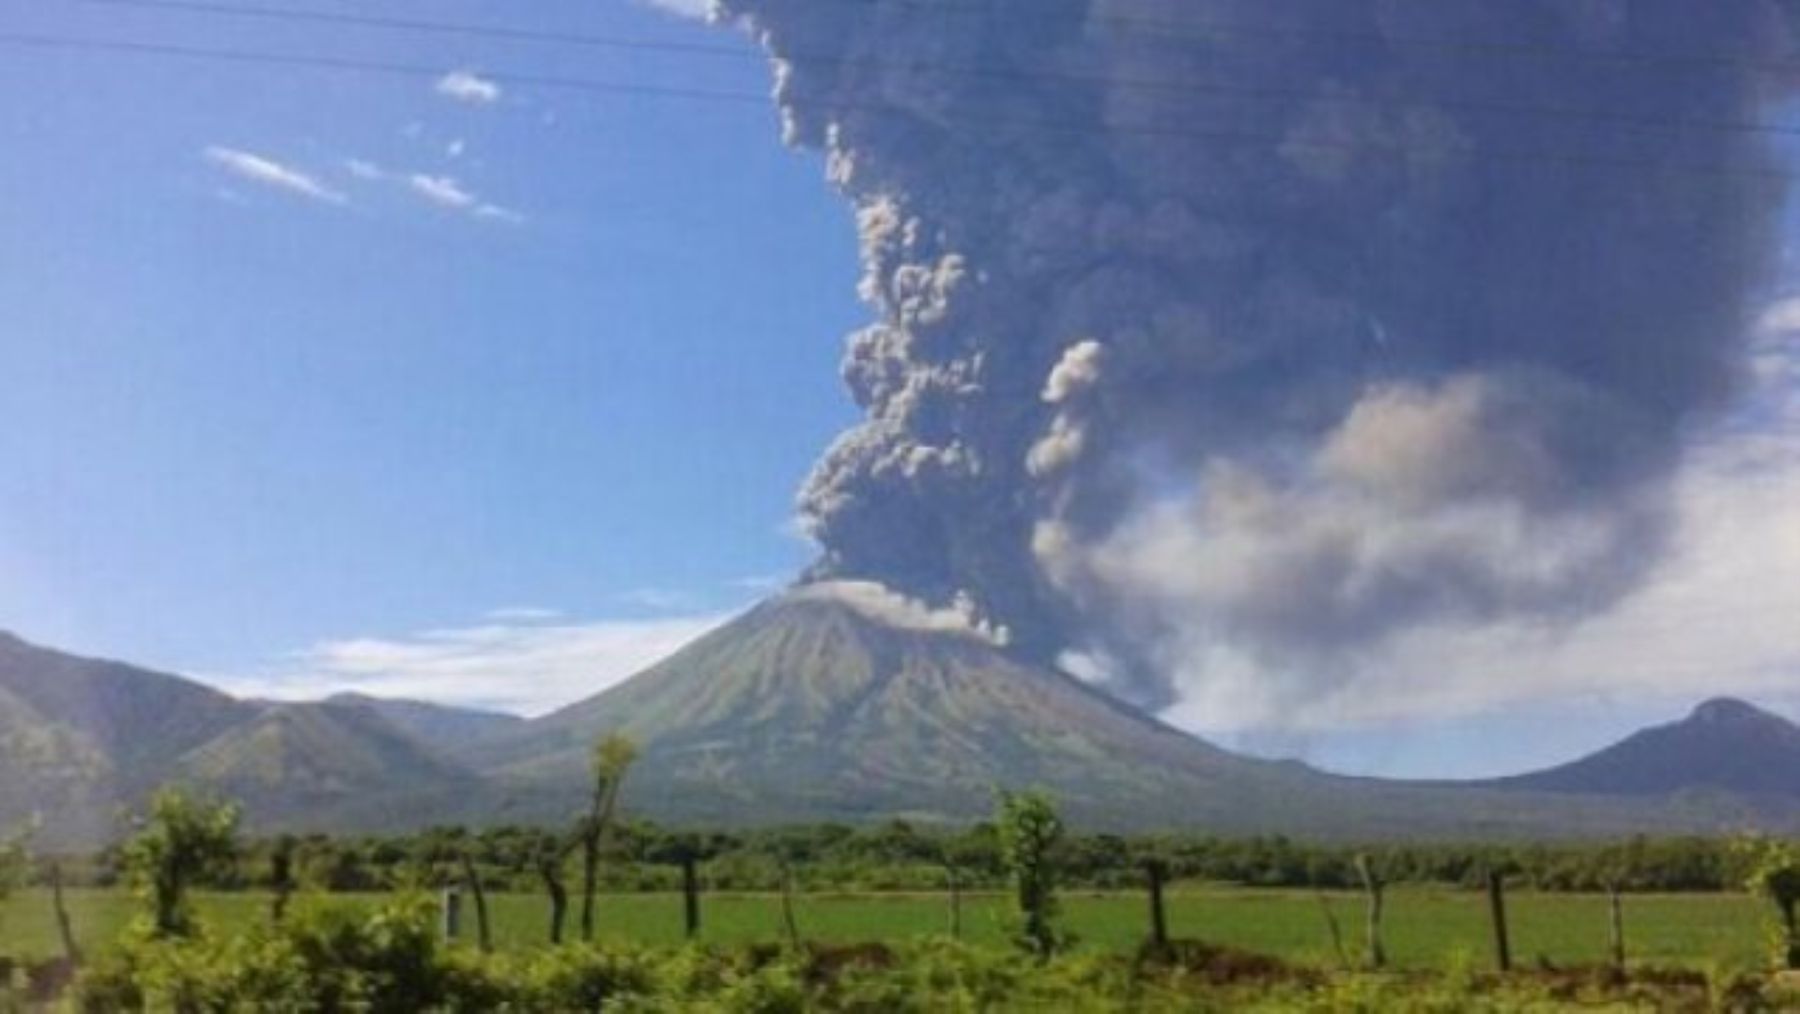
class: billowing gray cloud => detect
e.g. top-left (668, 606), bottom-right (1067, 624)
top-left (720, 0), bottom-right (1799, 715)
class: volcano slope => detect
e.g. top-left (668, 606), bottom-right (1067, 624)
top-left (458, 588), bottom-right (1800, 838)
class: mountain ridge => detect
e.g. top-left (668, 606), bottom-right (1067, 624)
top-left (1, 618), bottom-right (1797, 843)
top-left (1487, 696), bottom-right (1800, 798)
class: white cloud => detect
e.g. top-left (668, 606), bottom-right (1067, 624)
top-left (339, 162), bottom-right (522, 224)
top-left (203, 147), bottom-right (345, 205)
top-left (406, 174), bottom-right (524, 224)
top-left (640, 0), bottom-right (713, 19)
top-left (344, 158), bottom-right (387, 181)
top-left (224, 611), bottom-right (734, 716)
top-left (435, 70), bottom-right (501, 105)
top-left (617, 587), bottom-right (693, 611)
top-left (1159, 314), bottom-right (1800, 735)
top-left (408, 173), bottom-right (477, 209)
top-left (473, 203), bottom-right (526, 226)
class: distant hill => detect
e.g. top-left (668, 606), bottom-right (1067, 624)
top-left (326, 692), bottom-right (522, 753)
top-left (174, 700), bottom-right (475, 814)
top-left (0, 631), bottom-right (257, 840)
top-left (0, 633), bottom-right (476, 842)
top-left (1490, 698), bottom-right (1800, 798)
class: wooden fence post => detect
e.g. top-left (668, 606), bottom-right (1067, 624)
top-left (1487, 870), bottom-right (1512, 973)
top-left (442, 888), bottom-right (462, 942)
top-left (1315, 892), bottom-right (1350, 970)
top-left (946, 864), bottom-right (963, 940)
top-left (681, 854), bottom-right (701, 940)
top-left (1145, 859), bottom-right (1169, 949)
top-left (779, 863), bottom-right (802, 949)
top-left (1608, 885), bottom-right (1625, 971)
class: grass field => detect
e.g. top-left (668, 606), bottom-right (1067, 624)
top-left (0, 886), bottom-right (1771, 972)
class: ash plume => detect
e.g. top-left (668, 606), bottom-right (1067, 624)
top-left (717, 0), bottom-right (1799, 720)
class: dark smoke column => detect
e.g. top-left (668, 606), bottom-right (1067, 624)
top-left (718, 0), bottom-right (1797, 713)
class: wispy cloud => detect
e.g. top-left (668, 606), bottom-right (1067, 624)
top-left (343, 161), bottom-right (522, 225)
top-left (203, 146), bottom-right (344, 205)
top-left (640, 0), bottom-right (712, 20)
top-left (473, 204), bottom-right (525, 226)
top-left (408, 173), bottom-right (478, 209)
top-left (344, 158), bottom-right (387, 181)
top-left (225, 611), bottom-right (736, 716)
top-left (436, 70), bottom-right (502, 105)
top-left (407, 173), bottom-right (524, 224)
top-left (484, 606), bottom-right (563, 623)
top-left (727, 573), bottom-right (789, 593)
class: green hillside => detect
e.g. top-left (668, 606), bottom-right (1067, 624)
top-left (174, 700), bottom-right (475, 813)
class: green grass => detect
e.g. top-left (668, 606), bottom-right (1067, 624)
top-left (0, 886), bottom-right (1771, 971)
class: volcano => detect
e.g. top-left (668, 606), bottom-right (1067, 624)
top-left (464, 587), bottom-right (1279, 826)
top-left (458, 588), bottom-right (1800, 838)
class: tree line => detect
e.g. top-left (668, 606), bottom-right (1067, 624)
top-left (49, 818), bottom-right (1778, 897)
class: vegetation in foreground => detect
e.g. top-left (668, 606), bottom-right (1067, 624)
top-left (2, 742), bottom-right (1797, 1010)
top-left (61, 899), bottom-right (1800, 1013)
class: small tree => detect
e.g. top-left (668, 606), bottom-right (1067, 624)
top-left (0, 823), bottom-right (33, 943)
top-left (577, 733), bottom-right (638, 942)
top-left (123, 787), bottom-right (240, 938)
top-left (0, 824), bottom-right (31, 899)
top-left (997, 790), bottom-right (1064, 959)
top-left (1354, 853), bottom-right (1387, 970)
top-left (1743, 838), bottom-right (1800, 970)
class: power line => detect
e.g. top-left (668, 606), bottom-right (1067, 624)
top-left (1, 29), bottom-right (1793, 186)
top-left (0, 30), bottom-right (775, 107)
top-left (74, 0), bottom-right (1800, 144)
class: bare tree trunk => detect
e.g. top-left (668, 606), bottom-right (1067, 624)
top-left (1355, 855), bottom-right (1385, 970)
top-left (577, 830), bottom-right (601, 943)
top-left (460, 853), bottom-right (492, 954)
top-left (1487, 871), bottom-right (1512, 973)
top-left (1316, 892), bottom-right (1349, 970)
top-left (1607, 884), bottom-right (1625, 971)
top-left (49, 863), bottom-right (80, 965)
top-left (540, 862), bottom-right (569, 945)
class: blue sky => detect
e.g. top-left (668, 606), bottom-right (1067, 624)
top-left (2, 0), bottom-right (1798, 778)
top-left (0, 0), bottom-right (858, 675)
